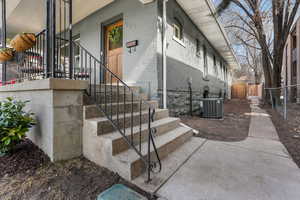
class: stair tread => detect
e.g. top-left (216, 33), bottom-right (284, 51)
top-left (84, 100), bottom-right (158, 108)
top-left (86, 109), bottom-right (169, 123)
top-left (102, 117), bottom-right (180, 140)
top-left (115, 126), bottom-right (192, 164)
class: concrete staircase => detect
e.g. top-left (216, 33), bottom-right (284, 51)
top-left (82, 85), bottom-right (193, 181)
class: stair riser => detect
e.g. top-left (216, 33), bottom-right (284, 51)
top-left (84, 93), bottom-right (148, 105)
top-left (84, 101), bottom-right (158, 119)
top-left (130, 129), bottom-right (193, 180)
top-left (97, 110), bottom-right (169, 135)
top-left (112, 119), bottom-right (180, 155)
top-left (89, 85), bottom-right (140, 94)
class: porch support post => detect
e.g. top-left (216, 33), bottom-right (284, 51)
top-left (50, 0), bottom-right (56, 78)
top-left (1, 0), bottom-right (7, 85)
top-left (68, 0), bottom-right (73, 79)
top-left (45, 0), bottom-right (51, 78)
top-left (162, 0), bottom-right (168, 109)
top-left (296, 20), bottom-right (300, 103)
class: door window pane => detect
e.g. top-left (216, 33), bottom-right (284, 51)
top-left (109, 26), bottom-right (123, 50)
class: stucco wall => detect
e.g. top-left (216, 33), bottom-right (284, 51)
top-left (157, 0), bottom-right (229, 115)
top-left (70, 0), bottom-right (230, 115)
top-left (72, 0), bottom-right (159, 98)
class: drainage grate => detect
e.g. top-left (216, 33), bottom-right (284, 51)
top-left (97, 184), bottom-right (146, 200)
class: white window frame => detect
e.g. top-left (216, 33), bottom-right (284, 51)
top-left (203, 45), bottom-right (208, 78)
top-left (172, 18), bottom-right (185, 47)
top-left (173, 23), bottom-right (182, 40)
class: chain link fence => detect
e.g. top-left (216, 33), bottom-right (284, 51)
top-left (264, 84), bottom-right (300, 120)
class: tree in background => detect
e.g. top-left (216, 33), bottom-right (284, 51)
top-left (215, 0), bottom-right (299, 105)
top-left (222, 8), bottom-right (265, 84)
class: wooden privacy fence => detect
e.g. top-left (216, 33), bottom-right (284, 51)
top-left (231, 83), bottom-right (247, 99)
top-left (231, 83), bottom-right (263, 99)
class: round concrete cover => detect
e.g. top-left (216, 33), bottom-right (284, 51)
top-left (97, 184), bottom-right (146, 200)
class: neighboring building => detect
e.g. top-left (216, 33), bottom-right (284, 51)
top-left (0, 0), bottom-right (238, 187)
top-left (283, 16), bottom-right (300, 103)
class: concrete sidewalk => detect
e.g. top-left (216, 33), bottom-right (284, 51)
top-left (157, 99), bottom-right (300, 200)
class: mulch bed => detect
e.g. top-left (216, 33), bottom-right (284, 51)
top-left (180, 99), bottom-right (251, 142)
top-left (266, 104), bottom-right (300, 168)
top-left (0, 139), bottom-right (50, 178)
top-left (0, 139), bottom-right (154, 200)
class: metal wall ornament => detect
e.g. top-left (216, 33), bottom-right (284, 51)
top-left (126, 40), bottom-right (138, 53)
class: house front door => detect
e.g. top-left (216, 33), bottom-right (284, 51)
top-left (105, 20), bottom-right (123, 83)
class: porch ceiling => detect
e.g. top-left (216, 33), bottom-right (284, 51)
top-left (6, 0), bottom-right (114, 35)
top-left (176, 0), bottom-right (239, 70)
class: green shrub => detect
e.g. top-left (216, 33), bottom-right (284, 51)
top-left (0, 97), bottom-right (36, 154)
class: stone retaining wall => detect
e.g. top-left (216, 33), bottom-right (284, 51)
top-left (159, 89), bottom-right (224, 116)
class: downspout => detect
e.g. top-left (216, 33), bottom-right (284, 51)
top-left (162, 0), bottom-right (168, 109)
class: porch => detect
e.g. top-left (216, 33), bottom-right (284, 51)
top-left (0, 0), bottom-right (166, 184)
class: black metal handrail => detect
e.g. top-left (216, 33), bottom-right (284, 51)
top-left (71, 40), bottom-right (162, 182)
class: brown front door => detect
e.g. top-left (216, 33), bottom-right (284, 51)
top-left (105, 20), bottom-right (123, 83)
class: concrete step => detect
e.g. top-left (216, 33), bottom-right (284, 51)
top-left (84, 100), bottom-right (159, 119)
top-left (83, 92), bottom-right (148, 105)
top-left (115, 126), bottom-right (193, 180)
top-left (132, 137), bottom-right (206, 193)
top-left (103, 117), bottom-right (180, 155)
top-left (89, 84), bottom-right (141, 94)
top-left (85, 109), bottom-right (169, 135)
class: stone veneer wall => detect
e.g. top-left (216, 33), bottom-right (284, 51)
top-left (159, 89), bottom-right (224, 117)
top-left (0, 78), bottom-right (88, 162)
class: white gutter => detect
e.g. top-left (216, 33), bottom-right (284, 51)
top-left (162, 0), bottom-right (168, 109)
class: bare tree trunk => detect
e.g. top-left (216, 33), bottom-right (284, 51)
top-left (272, 46), bottom-right (284, 107)
top-left (261, 51), bottom-right (272, 103)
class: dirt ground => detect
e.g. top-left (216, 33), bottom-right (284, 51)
top-left (181, 99), bottom-right (251, 142)
top-left (0, 140), bottom-right (153, 200)
top-left (266, 104), bottom-right (300, 168)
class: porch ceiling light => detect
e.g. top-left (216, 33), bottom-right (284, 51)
top-left (139, 0), bottom-right (155, 4)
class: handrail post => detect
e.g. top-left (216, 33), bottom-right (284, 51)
top-left (51, 0), bottom-right (56, 78)
top-left (68, 0), bottom-right (73, 79)
top-left (45, 0), bottom-right (51, 78)
top-left (284, 85), bottom-right (287, 120)
top-left (147, 107), bottom-right (151, 183)
top-left (1, 0), bottom-right (7, 85)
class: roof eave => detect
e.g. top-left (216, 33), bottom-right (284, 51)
top-left (176, 0), bottom-right (240, 71)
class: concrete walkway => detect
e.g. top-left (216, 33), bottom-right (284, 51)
top-left (157, 99), bottom-right (300, 200)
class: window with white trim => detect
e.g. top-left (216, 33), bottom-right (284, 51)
top-left (173, 18), bottom-right (183, 41)
top-left (213, 55), bottom-right (218, 75)
top-left (203, 45), bottom-right (208, 77)
top-left (196, 39), bottom-right (201, 57)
